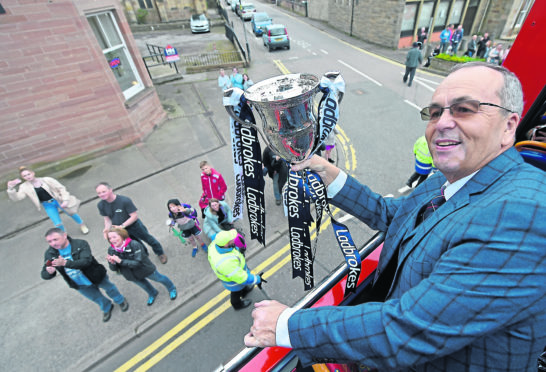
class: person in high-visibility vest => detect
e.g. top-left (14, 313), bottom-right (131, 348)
top-left (398, 136), bottom-right (435, 193)
top-left (207, 229), bottom-right (261, 310)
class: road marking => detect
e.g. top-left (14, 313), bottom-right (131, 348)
top-left (337, 60), bottom-right (382, 86)
top-left (320, 49), bottom-right (328, 54)
top-left (404, 99), bottom-right (422, 111)
top-left (273, 59), bottom-right (290, 74)
top-left (414, 76), bottom-right (440, 85)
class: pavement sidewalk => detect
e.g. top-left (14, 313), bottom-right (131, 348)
top-left (0, 11), bottom-right (433, 371)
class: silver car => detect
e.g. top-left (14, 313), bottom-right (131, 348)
top-left (190, 14), bottom-right (210, 33)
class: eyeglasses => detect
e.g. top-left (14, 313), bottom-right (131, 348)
top-left (420, 99), bottom-right (514, 122)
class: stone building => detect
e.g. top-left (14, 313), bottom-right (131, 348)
top-left (307, 0), bottom-right (535, 49)
top-left (0, 0), bottom-right (165, 178)
top-left (122, 0), bottom-right (209, 24)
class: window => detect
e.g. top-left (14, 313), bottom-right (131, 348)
top-left (448, 0), bottom-right (465, 26)
top-left (513, 0), bottom-right (533, 28)
top-left (401, 3), bottom-right (418, 33)
top-left (138, 0), bottom-right (154, 9)
top-left (435, 1), bottom-right (450, 29)
top-left (417, 1), bottom-right (435, 29)
top-left (87, 11), bottom-right (144, 100)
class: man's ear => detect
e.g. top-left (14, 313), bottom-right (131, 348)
top-left (502, 112), bottom-right (520, 147)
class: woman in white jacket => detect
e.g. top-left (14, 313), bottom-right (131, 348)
top-left (6, 166), bottom-right (89, 233)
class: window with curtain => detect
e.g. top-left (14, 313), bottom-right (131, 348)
top-left (435, 1), bottom-right (450, 29)
top-left (87, 11), bottom-right (144, 100)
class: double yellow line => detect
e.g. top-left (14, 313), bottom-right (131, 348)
top-left (116, 60), bottom-right (356, 372)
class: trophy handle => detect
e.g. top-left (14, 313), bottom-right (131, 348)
top-left (223, 87), bottom-right (254, 128)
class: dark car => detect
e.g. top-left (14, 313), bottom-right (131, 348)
top-left (262, 24), bottom-right (290, 51)
top-left (251, 12), bottom-right (272, 36)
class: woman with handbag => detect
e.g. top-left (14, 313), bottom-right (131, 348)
top-left (6, 166), bottom-right (89, 233)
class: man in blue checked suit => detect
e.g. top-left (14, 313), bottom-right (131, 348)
top-left (245, 62), bottom-right (546, 371)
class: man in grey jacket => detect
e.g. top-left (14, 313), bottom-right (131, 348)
top-left (403, 42), bottom-right (423, 87)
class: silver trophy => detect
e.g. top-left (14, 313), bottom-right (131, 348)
top-left (224, 72), bottom-right (343, 162)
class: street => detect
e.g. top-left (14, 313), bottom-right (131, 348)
top-left (0, 2), bottom-right (444, 371)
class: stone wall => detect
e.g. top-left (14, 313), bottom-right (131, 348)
top-left (308, 0), bottom-right (404, 49)
top-left (0, 0), bottom-right (165, 178)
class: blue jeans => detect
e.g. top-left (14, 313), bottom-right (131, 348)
top-left (77, 274), bottom-right (125, 313)
top-left (126, 219), bottom-right (164, 256)
top-left (133, 270), bottom-right (175, 297)
top-left (42, 199), bottom-right (83, 230)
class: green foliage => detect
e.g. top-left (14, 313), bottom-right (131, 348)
top-left (136, 9), bottom-right (149, 24)
top-left (434, 53), bottom-right (485, 63)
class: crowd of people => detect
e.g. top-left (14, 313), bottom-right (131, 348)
top-left (218, 67), bottom-right (254, 91)
top-left (7, 157), bottom-right (279, 322)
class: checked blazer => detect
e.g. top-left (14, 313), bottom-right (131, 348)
top-left (288, 148), bottom-right (546, 371)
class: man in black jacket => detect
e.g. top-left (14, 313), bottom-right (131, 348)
top-left (41, 228), bottom-right (129, 322)
top-left (262, 146), bottom-right (288, 205)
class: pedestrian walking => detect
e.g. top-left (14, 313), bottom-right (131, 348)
top-left (167, 198), bottom-right (208, 257)
top-left (7, 166), bottom-right (89, 234)
top-left (198, 160), bottom-right (228, 218)
top-left (403, 42), bottom-right (423, 87)
top-left (207, 229), bottom-right (261, 310)
top-left (106, 228), bottom-right (177, 306)
top-left (41, 228), bottom-right (128, 322)
top-left (96, 182), bottom-right (168, 264)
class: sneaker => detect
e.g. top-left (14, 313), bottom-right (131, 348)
top-left (159, 254), bottom-right (168, 264)
top-left (397, 185), bottom-right (412, 194)
top-left (119, 299), bottom-right (129, 312)
top-left (80, 224), bottom-right (89, 235)
top-left (147, 295), bottom-right (156, 306)
top-left (191, 248), bottom-right (198, 257)
top-left (275, 199), bottom-right (281, 205)
top-left (201, 244), bottom-right (208, 253)
top-left (328, 158), bottom-right (335, 164)
top-left (170, 288), bottom-right (177, 300)
top-left (103, 305), bottom-right (113, 322)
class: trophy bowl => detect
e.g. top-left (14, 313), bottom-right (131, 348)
top-left (225, 73), bottom-right (321, 163)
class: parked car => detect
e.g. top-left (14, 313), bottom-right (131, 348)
top-left (262, 24), bottom-right (290, 51)
top-left (231, 0), bottom-right (240, 12)
top-left (239, 3), bottom-right (256, 21)
top-left (251, 12), bottom-right (272, 36)
top-left (190, 13), bottom-right (210, 33)
top-left (225, 0), bottom-right (231, 5)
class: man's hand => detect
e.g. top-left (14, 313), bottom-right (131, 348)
top-left (244, 300), bottom-right (288, 348)
top-left (291, 155), bottom-right (340, 186)
top-left (52, 257), bottom-right (67, 267)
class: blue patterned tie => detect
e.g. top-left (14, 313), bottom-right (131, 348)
top-left (416, 189), bottom-right (446, 226)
